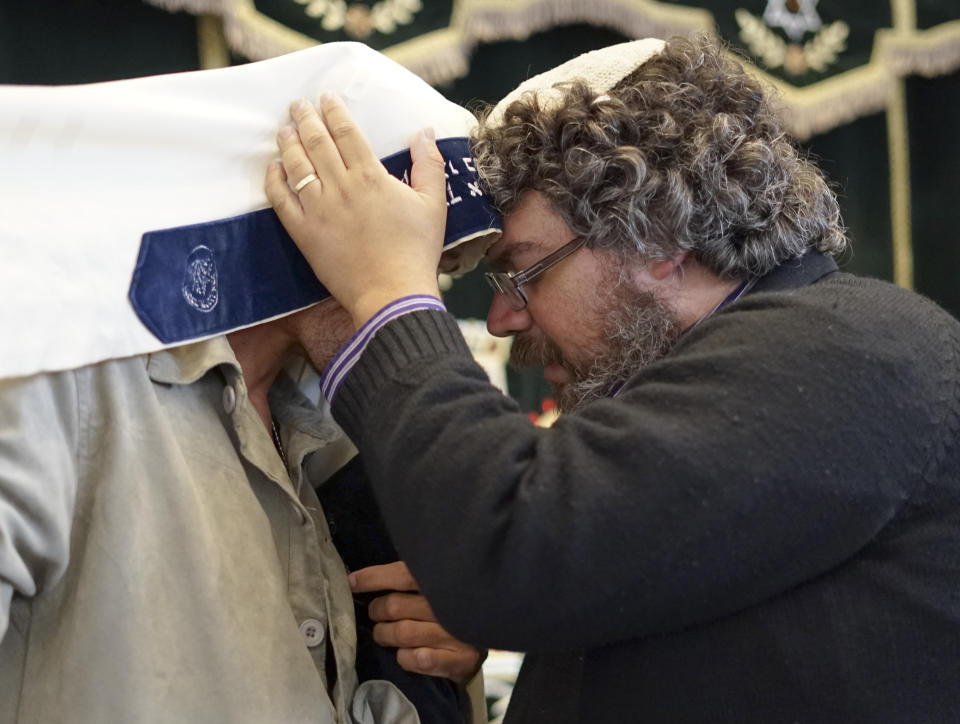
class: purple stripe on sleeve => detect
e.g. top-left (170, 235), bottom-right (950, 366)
top-left (320, 295), bottom-right (446, 401)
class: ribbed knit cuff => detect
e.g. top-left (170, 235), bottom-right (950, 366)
top-left (320, 295), bottom-right (446, 401)
top-left (331, 309), bottom-right (473, 439)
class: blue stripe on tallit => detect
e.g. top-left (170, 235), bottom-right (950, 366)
top-left (129, 137), bottom-right (500, 344)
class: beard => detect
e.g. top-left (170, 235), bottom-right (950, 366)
top-left (510, 284), bottom-right (682, 413)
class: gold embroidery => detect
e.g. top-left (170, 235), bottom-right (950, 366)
top-left (293, 0), bottom-right (423, 39)
top-left (735, 8), bottom-right (849, 76)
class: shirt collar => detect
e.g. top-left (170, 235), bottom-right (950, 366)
top-left (148, 337), bottom-right (345, 443)
top-left (146, 336), bottom-right (238, 386)
top-left (148, 336), bottom-right (354, 481)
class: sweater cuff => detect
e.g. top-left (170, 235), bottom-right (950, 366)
top-left (331, 309), bottom-right (472, 438)
top-left (320, 295), bottom-right (446, 401)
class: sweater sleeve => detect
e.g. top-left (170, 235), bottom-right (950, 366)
top-left (0, 370), bottom-right (80, 642)
top-left (331, 286), bottom-right (955, 652)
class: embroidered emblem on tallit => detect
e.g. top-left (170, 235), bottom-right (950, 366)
top-left (182, 245), bottom-right (219, 313)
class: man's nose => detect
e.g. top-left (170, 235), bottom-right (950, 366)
top-left (486, 293), bottom-right (532, 337)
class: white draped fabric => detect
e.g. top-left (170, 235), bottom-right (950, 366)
top-left (0, 42), bottom-right (491, 379)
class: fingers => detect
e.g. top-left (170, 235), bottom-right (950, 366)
top-left (359, 575), bottom-right (486, 685)
top-left (396, 645), bottom-right (484, 684)
top-left (264, 161), bottom-right (304, 233)
top-left (372, 619), bottom-right (457, 650)
top-left (287, 99), bottom-right (347, 187)
top-left (277, 124), bottom-right (325, 205)
top-left (316, 92), bottom-right (379, 170)
top-left (368, 591), bottom-right (435, 624)
top-left (409, 127), bottom-right (447, 211)
top-left (349, 561), bottom-right (419, 594)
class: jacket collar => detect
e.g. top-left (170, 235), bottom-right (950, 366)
top-left (750, 250), bottom-right (839, 295)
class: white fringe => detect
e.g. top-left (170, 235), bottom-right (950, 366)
top-left (142, 0), bottom-right (960, 138)
top-left (782, 79), bottom-right (893, 141)
top-left (462, 0), bottom-right (711, 44)
top-left (885, 22), bottom-right (960, 77)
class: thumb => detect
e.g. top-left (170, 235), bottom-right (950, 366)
top-left (409, 127), bottom-right (447, 206)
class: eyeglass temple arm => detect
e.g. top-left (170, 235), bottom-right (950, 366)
top-left (510, 236), bottom-right (587, 287)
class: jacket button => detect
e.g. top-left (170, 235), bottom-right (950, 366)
top-left (222, 385), bottom-right (236, 414)
top-left (289, 501), bottom-right (307, 525)
top-left (299, 618), bottom-right (326, 648)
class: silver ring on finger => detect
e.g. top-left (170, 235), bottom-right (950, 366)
top-left (294, 173), bottom-right (319, 193)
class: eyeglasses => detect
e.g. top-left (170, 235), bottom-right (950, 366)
top-left (484, 235), bottom-right (587, 310)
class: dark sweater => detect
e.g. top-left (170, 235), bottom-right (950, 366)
top-left (332, 252), bottom-right (960, 723)
top-left (316, 455), bottom-right (467, 724)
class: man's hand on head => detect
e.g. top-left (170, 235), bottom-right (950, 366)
top-left (350, 561), bottom-right (486, 686)
top-left (265, 95), bottom-right (448, 330)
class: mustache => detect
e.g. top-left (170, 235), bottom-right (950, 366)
top-left (509, 334), bottom-right (564, 370)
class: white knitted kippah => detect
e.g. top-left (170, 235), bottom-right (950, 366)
top-left (486, 37), bottom-right (666, 127)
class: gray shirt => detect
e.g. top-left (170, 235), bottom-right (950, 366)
top-left (0, 337), bottom-right (417, 723)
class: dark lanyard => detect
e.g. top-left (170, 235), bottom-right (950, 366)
top-left (684, 276), bottom-right (757, 334)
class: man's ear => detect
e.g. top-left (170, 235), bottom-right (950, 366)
top-left (648, 251), bottom-right (689, 281)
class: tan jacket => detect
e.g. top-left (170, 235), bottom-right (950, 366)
top-left (0, 338), bottom-right (417, 724)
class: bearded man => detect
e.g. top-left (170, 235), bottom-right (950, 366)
top-left (267, 36), bottom-right (960, 723)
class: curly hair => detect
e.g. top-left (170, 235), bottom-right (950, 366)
top-left (471, 35), bottom-right (847, 280)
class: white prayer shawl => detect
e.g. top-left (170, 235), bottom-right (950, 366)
top-left (0, 42), bottom-right (500, 380)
